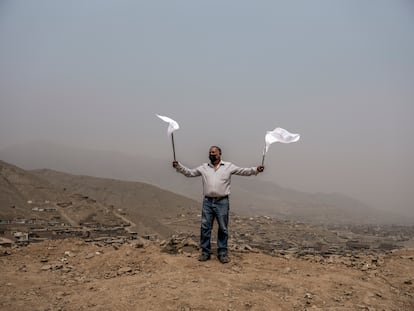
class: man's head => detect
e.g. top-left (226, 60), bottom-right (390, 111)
top-left (209, 146), bottom-right (221, 164)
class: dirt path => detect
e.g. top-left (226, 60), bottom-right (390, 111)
top-left (55, 205), bottom-right (78, 227)
top-left (1, 239), bottom-right (413, 311)
top-left (111, 209), bottom-right (136, 233)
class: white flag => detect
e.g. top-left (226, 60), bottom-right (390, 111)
top-left (156, 114), bottom-right (180, 136)
top-left (264, 127), bottom-right (300, 153)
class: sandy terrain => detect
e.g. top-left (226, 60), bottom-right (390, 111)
top-left (1, 238), bottom-right (413, 311)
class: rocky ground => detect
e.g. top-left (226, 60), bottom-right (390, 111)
top-left (1, 236), bottom-right (413, 311)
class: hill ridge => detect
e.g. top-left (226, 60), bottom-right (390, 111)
top-left (1, 142), bottom-right (410, 224)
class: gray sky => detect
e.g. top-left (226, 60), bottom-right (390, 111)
top-left (1, 1), bottom-right (413, 214)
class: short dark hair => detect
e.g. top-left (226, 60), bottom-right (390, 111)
top-left (210, 146), bottom-right (222, 154)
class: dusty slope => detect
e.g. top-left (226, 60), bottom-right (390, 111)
top-left (0, 160), bottom-right (64, 218)
top-left (0, 160), bottom-right (201, 238)
top-left (1, 239), bottom-right (413, 311)
top-left (31, 168), bottom-right (200, 237)
top-left (0, 160), bottom-right (127, 229)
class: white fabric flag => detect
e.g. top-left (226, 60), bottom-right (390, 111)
top-left (264, 127), bottom-right (300, 153)
top-left (156, 114), bottom-right (180, 136)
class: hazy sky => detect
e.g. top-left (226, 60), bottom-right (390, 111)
top-left (1, 1), bottom-right (413, 214)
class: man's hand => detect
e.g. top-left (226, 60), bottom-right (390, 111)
top-left (172, 161), bottom-right (179, 168)
top-left (257, 165), bottom-right (264, 173)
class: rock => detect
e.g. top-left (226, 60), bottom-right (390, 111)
top-left (131, 237), bottom-right (149, 248)
top-left (183, 237), bottom-right (198, 247)
top-left (61, 267), bottom-right (72, 273)
top-left (41, 265), bottom-right (52, 271)
top-left (53, 263), bottom-right (64, 270)
top-left (64, 251), bottom-right (76, 257)
top-left (162, 235), bottom-right (198, 254)
top-left (2, 250), bottom-right (12, 256)
top-left (85, 253), bottom-right (95, 259)
top-left (118, 267), bottom-right (132, 275)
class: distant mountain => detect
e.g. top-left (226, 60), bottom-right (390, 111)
top-left (0, 160), bottom-right (199, 237)
top-left (0, 142), bottom-right (407, 224)
top-left (0, 160), bottom-right (66, 219)
top-left (33, 168), bottom-right (200, 237)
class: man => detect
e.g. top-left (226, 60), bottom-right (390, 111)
top-left (172, 146), bottom-right (264, 264)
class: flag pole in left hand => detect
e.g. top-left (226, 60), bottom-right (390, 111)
top-left (171, 132), bottom-right (176, 161)
top-left (156, 114), bottom-right (180, 161)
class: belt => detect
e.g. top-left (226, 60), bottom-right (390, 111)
top-left (204, 195), bottom-right (228, 201)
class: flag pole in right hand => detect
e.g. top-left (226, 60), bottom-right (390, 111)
top-left (261, 145), bottom-right (266, 166)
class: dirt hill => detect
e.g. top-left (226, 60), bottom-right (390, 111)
top-left (0, 160), bottom-right (129, 230)
top-left (0, 160), bottom-right (64, 218)
top-left (0, 160), bottom-right (198, 238)
top-left (32, 168), bottom-right (200, 237)
top-left (1, 238), bottom-right (413, 311)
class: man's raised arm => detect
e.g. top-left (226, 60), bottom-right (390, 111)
top-left (172, 161), bottom-right (201, 177)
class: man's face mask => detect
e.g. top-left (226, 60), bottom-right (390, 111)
top-left (209, 154), bottom-right (217, 163)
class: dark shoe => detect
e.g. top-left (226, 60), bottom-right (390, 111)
top-left (218, 254), bottom-right (230, 264)
top-left (198, 253), bottom-right (210, 262)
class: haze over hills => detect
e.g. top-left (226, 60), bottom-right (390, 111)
top-left (0, 142), bottom-right (410, 224)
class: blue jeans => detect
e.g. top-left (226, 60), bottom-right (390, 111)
top-left (200, 196), bottom-right (229, 256)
